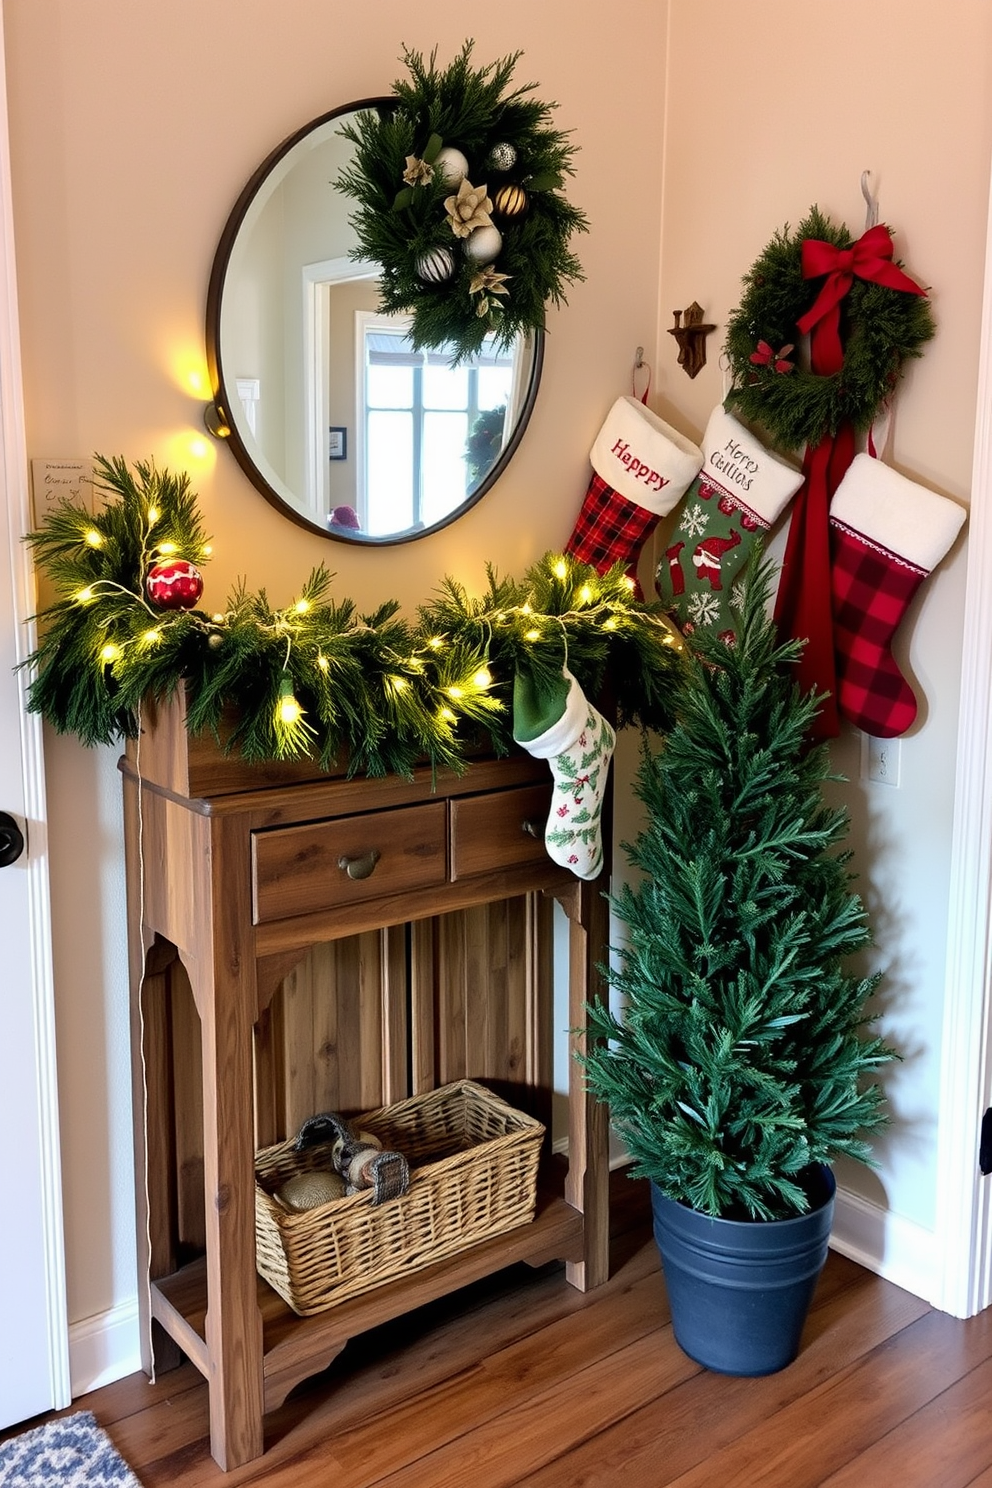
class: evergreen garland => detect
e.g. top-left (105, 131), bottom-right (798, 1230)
top-left (724, 206), bottom-right (935, 451)
top-left (335, 42), bottom-right (587, 362)
top-left (23, 456), bottom-right (683, 775)
top-left (579, 553), bottom-right (897, 1221)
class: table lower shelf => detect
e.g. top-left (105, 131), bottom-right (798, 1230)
top-left (151, 1187), bottom-right (585, 1411)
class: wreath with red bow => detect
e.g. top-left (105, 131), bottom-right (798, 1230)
top-left (723, 206), bottom-right (935, 452)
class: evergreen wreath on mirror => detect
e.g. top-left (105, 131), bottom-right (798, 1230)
top-left (335, 41), bottom-right (588, 363)
top-left (579, 552), bottom-right (897, 1222)
top-left (24, 456), bottom-right (683, 777)
top-left (723, 205), bottom-right (935, 451)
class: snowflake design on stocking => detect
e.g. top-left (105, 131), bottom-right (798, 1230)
top-left (688, 590), bottom-right (721, 626)
top-left (679, 502), bottom-right (709, 539)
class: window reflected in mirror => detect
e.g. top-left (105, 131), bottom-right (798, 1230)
top-left (359, 318), bottom-right (519, 537)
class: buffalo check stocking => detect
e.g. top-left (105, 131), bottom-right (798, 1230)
top-left (830, 454), bottom-right (966, 737)
top-left (565, 395), bottom-right (702, 597)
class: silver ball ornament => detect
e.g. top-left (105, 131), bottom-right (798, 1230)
top-left (463, 225), bottom-right (503, 265)
top-left (434, 146), bottom-right (469, 185)
top-left (415, 245), bottom-right (457, 284)
top-left (488, 142), bottom-right (518, 172)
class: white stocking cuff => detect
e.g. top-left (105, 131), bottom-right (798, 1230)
top-left (700, 405), bottom-right (803, 526)
top-left (830, 454), bottom-right (967, 572)
top-left (590, 396), bottom-right (703, 518)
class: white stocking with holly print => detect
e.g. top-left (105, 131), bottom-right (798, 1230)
top-left (512, 666), bottom-right (615, 882)
top-left (656, 406), bottom-right (803, 641)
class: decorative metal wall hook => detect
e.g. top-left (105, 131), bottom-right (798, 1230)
top-left (632, 345), bottom-right (651, 402)
top-left (667, 301), bottom-right (717, 379)
top-left (861, 170), bottom-right (879, 229)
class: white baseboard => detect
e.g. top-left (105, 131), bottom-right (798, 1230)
top-left (830, 1183), bottom-right (939, 1306)
top-left (553, 1142), bottom-right (943, 1308)
top-left (61, 1186), bottom-right (941, 1401)
top-left (554, 1144), bottom-right (946, 1305)
top-left (68, 1297), bottom-right (141, 1398)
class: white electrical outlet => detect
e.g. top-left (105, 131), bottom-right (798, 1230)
top-left (861, 733), bottom-right (901, 787)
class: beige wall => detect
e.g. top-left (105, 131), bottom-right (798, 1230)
top-left (656, 0), bottom-right (992, 1233)
top-left (6, 0), bottom-right (992, 1372)
top-left (3, 0), bottom-right (670, 1344)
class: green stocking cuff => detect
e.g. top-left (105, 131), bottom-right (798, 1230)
top-left (512, 666), bottom-right (572, 745)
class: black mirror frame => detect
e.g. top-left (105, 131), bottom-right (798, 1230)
top-left (205, 98), bottom-right (544, 546)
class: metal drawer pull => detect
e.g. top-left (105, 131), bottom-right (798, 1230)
top-left (338, 849), bottom-right (381, 880)
top-left (521, 818), bottom-right (544, 839)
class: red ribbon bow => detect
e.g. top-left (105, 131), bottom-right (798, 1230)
top-left (796, 223), bottom-right (926, 375)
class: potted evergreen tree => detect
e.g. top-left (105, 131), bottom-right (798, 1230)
top-left (580, 554), bottom-right (897, 1376)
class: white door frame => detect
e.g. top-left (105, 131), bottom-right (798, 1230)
top-left (934, 155), bottom-right (992, 1318)
top-left (303, 255), bottom-right (376, 516)
top-left (0, 3), bottom-right (69, 1416)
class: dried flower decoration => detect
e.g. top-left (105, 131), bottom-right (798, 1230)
top-left (445, 178), bottom-right (493, 239)
top-left (402, 155), bottom-right (434, 187)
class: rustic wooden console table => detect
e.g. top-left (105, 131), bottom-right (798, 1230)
top-left (120, 693), bottom-right (611, 1470)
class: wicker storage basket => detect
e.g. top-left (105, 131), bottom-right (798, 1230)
top-left (254, 1079), bottom-right (545, 1316)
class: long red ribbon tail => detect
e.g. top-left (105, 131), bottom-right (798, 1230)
top-left (773, 420), bottom-right (855, 740)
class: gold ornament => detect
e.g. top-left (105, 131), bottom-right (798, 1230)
top-left (402, 155), bottom-right (434, 187)
top-left (493, 183), bottom-right (528, 219)
top-left (445, 178), bottom-right (493, 239)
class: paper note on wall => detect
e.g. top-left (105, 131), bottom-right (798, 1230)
top-left (30, 459), bottom-right (93, 524)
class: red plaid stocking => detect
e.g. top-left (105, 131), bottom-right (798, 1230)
top-left (565, 396), bottom-right (702, 596)
top-left (830, 454), bottom-right (966, 737)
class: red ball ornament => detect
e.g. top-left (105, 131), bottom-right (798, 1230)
top-left (145, 558), bottom-right (203, 610)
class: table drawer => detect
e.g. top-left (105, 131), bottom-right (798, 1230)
top-left (252, 801), bottom-right (447, 923)
top-left (450, 783), bottom-right (553, 881)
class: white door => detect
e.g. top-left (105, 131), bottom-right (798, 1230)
top-left (0, 11), bottom-right (69, 1427)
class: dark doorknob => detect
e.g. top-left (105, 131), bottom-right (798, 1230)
top-left (0, 812), bottom-right (25, 867)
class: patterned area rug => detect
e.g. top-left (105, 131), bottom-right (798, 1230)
top-left (0, 1411), bottom-right (141, 1487)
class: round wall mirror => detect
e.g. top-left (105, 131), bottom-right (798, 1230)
top-left (205, 100), bottom-right (544, 545)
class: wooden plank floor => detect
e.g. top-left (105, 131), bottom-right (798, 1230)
top-left (11, 1172), bottom-right (992, 1487)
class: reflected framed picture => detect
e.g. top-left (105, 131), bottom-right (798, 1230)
top-left (329, 426), bottom-right (347, 461)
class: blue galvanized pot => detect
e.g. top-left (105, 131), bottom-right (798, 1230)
top-left (650, 1167), bottom-right (836, 1376)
